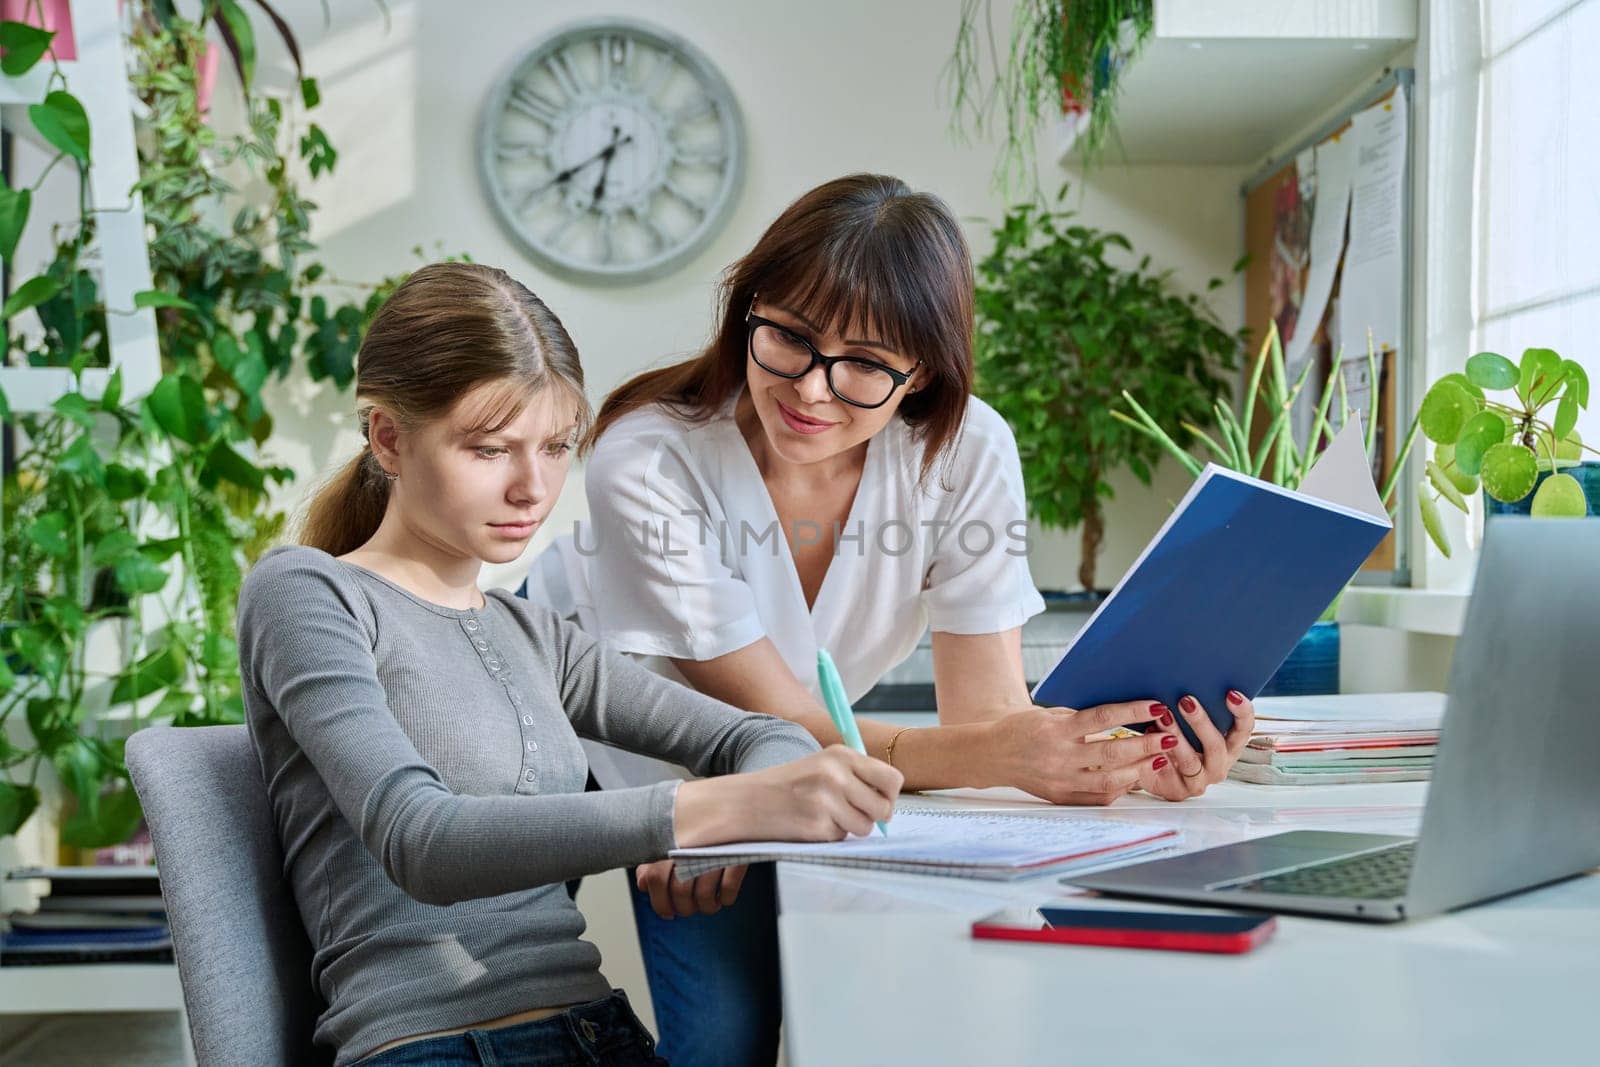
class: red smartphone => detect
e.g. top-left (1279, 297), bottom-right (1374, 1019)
top-left (971, 905), bottom-right (1276, 955)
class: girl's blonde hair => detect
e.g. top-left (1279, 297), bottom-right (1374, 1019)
top-left (300, 262), bottom-right (590, 556)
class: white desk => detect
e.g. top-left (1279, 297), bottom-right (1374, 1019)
top-left (776, 783), bottom-right (1600, 1066)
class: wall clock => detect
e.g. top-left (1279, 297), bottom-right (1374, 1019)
top-left (479, 19), bottom-right (745, 285)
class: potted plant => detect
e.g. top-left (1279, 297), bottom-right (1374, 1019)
top-left (974, 194), bottom-right (1242, 595)
top-left (947, 0), bottom-right (1155, 188)
top-left (0, 9), bottom-right (406, 854)
top-left (1414, 349), bottom-right (1594, 557)
top-left (1113, 326), bottom-right (1421, 695)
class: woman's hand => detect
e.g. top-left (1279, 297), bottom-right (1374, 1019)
top-left (635, 859), bottom-right (747, 920)
top-left (673, 745), bottom-right (904, 847)
top-left (1137, 690), bottom-right (1256, 801)
top-left (980, 701), bottom-right (1179, 806)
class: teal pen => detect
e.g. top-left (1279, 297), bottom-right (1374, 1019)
top-left (816, 648), bottom-right (888, 837)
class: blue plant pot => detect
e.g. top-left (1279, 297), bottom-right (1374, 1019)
top-left (1483, 460), bottom-right (1600, 517)
top-left (1259, 620), bottom-right (1340, 697)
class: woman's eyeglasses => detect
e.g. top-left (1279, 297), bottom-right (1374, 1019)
top-left (745, 313), bottom-right (919, 410)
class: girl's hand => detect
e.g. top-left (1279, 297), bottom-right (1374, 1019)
top-left (674, 745), bottom-right (903, 847)
top-left (635, 859), bottom-right (747, 920)
top-left (1138, 690), bottom-right (1256, 801)
top-left (981, 701), bottom-right (1178, 806)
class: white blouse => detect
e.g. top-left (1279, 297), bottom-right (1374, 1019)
top-left (526, 390), bottom-right (1044, 788)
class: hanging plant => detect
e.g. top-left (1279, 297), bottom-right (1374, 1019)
top-left (946, 0), bottom-right (1154, 191)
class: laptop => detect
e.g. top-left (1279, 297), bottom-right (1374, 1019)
top-left (1068, 517), bottom-right (1600, 921)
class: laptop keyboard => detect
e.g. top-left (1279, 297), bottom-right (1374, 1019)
top-left (1229, 842), bottom-right (1416, 900)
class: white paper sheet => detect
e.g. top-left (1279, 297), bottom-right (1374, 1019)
top-left (1336, 96), bottom-right (1408, 377)
top-left (1285, 132), bottom-right (1358, 443)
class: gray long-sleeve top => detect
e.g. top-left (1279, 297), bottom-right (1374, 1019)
top-left (238, 546), bottom-right (819, 1065)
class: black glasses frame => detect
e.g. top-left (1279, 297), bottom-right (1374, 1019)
top-left (745, 313), bottom-right (920, 410)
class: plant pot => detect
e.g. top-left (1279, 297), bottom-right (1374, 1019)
top-left (1483, 460), bottom-right (1600, 518)
top-left (1259, 620), bottom-right (1340, 697)
top-left (0, 0), bottom-right (76, 62)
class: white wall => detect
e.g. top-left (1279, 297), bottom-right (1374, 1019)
top-left (248, 0), bottom-right (1246, 592)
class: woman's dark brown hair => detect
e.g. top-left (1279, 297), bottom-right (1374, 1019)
top-left (589, 173), bottom-right (975, 483)
top-left (300, 262), bottom-right (590, 556)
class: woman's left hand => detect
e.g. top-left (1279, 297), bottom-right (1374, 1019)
top-left (1137, 690), bottom-right (1256, 801)
top-left (635, 859), bottom-right (748, 920)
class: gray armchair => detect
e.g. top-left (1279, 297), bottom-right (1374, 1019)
top-left (126, 724), bottom-right (331, 1066)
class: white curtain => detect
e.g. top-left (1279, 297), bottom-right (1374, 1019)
top-left (1469, 0), bottom-right (1599, 442)
top-left (1422, 0), bottom-right (1597, 582)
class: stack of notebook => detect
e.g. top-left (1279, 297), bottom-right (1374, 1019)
top-left (670, 807), bottom-right (1180, 881)
top-left (1, 866), bottom-right (171, 966)
top-left (1229, 692), bottom-right (1446, 786)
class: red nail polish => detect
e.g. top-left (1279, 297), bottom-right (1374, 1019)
top-left (1227, 689), bottom-right (1245, 706)
top-left (1159, 712), bottom-right (1174, 727)
top-left (1180, 695), bottom-right (1198, 714)
top-left (1148, 702), bottom-right (1167, 717)
top-left (1153, 756), bottom-right (1170, 771)
top-left (1161, 734), bottom-right (1178, 749)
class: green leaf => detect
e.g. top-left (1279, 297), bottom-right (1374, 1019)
top-left (26, 511), bottom-right (70, 556)
top-left (1438, 372), bottom-right (1484, 401)
top-left (1563, 360), bottom-right (1589, 407)
top-left (114, 552), bottom-right (169, 597)
top-left (1419, 379), bottom-right (1478, 443)
top-left (60, 786), bottom-right (143, 849)
top-left (0, 652), bottom-right (13, 695)
top-left (214, 0), bottom-right (257, 88)
top-left (25, 696), bottom-right (74, 755)
top-left (110, 644), bottom-right (185, 704)
top-left (1, 274), bottom-right (63, 320)
top-left (90, 530), bottom-right (138, 566)
top-left (1530, 472), bottom-right (1588, 518)
top-left (146, 373), bottom-right (208, 445)
top-left (1557, 429), bottom-right (1584, 462)
top-left (133, 289), bottom-right (197, 311)
top-left (1418, 484), bottom-right (1451, 559)
top-left (1465, 352), bottom-right (1519, 391)
top-left (103, 463), bottom-right (148, 501)
top-left (0, 382), bottom-right (10, 421)
top-left (28, 90), bottom-right (90, 163)
top-left (1554, 394), bottom-right (1579, 441)
top-left (0, 21), bottom-right (55, 75)
top-left (51, 391), bottom-right (95, 428)
top-left (0, 184), bottom-right (30, 261)
top-left (52, 739), bottom-right (102, 810)
top-left (1518, 347), bottom-right (1562, 407)
top-left (1427, 461), bottom-right (1470, 513)
top-left (1480, 443), bottom-right (1539, 503)
top-left (0, 781), bottom-right (40, 836)
top-left (1433, 443), bottom-right (1480, 495)
top-left (1454, 411), bottom-right (1508, 477)
top-left (202, 441), bottom-right (266, 492)
top-left (300, 76), bottom-right (321, 109)
top-left (101, 366), bottom-right (123, 412)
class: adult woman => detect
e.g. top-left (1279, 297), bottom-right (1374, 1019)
top-left (238, 262), bottom-right (902, 1067)
top-left (527, 176), bottom-right (1256, 1065)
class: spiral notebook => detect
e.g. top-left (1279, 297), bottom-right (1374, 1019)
top-left (669, 809), bottom-right (1180, 882)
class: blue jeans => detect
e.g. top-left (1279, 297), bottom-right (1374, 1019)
top-left (629, 862), bottom-right (781, 1067)
top-left (354, 991), bottom-right (666, 1067)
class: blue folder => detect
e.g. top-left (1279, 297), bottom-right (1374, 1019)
top-left (1032, 463), bottom-right (1392, 746)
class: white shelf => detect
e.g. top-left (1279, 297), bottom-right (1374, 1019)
top-left (0, 962), bottom-right (183, 1013)
top-left (1339, 586), bottom-right (1470, 637)
top-left (1056, 0), bottom-right (1417, 165)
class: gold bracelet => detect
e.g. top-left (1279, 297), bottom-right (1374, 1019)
top-left (884, 727), bottom-right (913, 769)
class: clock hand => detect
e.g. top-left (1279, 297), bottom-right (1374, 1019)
top-left (530, 130), bottom-right (629, 198)
top-left (591, 126), bottom-right (633, 207)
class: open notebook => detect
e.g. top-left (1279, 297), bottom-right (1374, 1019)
top-left (669, 809), bottom-right (1180, 882)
